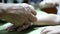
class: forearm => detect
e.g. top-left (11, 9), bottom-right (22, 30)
top-left (33, 14), bottom-right (60, 25)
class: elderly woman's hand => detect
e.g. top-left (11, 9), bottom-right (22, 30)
top-left (0, 3), bottom-right (37, 31)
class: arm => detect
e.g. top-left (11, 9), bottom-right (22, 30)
top-left (33, 13), bottom-right (60, 25)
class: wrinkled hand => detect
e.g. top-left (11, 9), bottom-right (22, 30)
top-left (0, 3), bottom-right (37, 31)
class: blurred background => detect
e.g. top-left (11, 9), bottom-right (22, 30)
top-left (0, 0), bottom-right (59, 14)
top-left (0, 0), bottom-right (43, 9)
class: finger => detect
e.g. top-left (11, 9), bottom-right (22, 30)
top-left (31, 10), bottom-right (36, 16)
top-left (41, 28), bottom-right (52, 34)
top-left (17, 22), bottom-right (30, 31)
top-left (28, 14), bottom-right (37, 22)
top-left (27, 4), bottom-right (36, 15)
top-left (6, 25), bottom-right (16, 32)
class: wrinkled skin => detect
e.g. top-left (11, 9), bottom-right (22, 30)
top-left (0, 3), bottom-right (37, 31)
